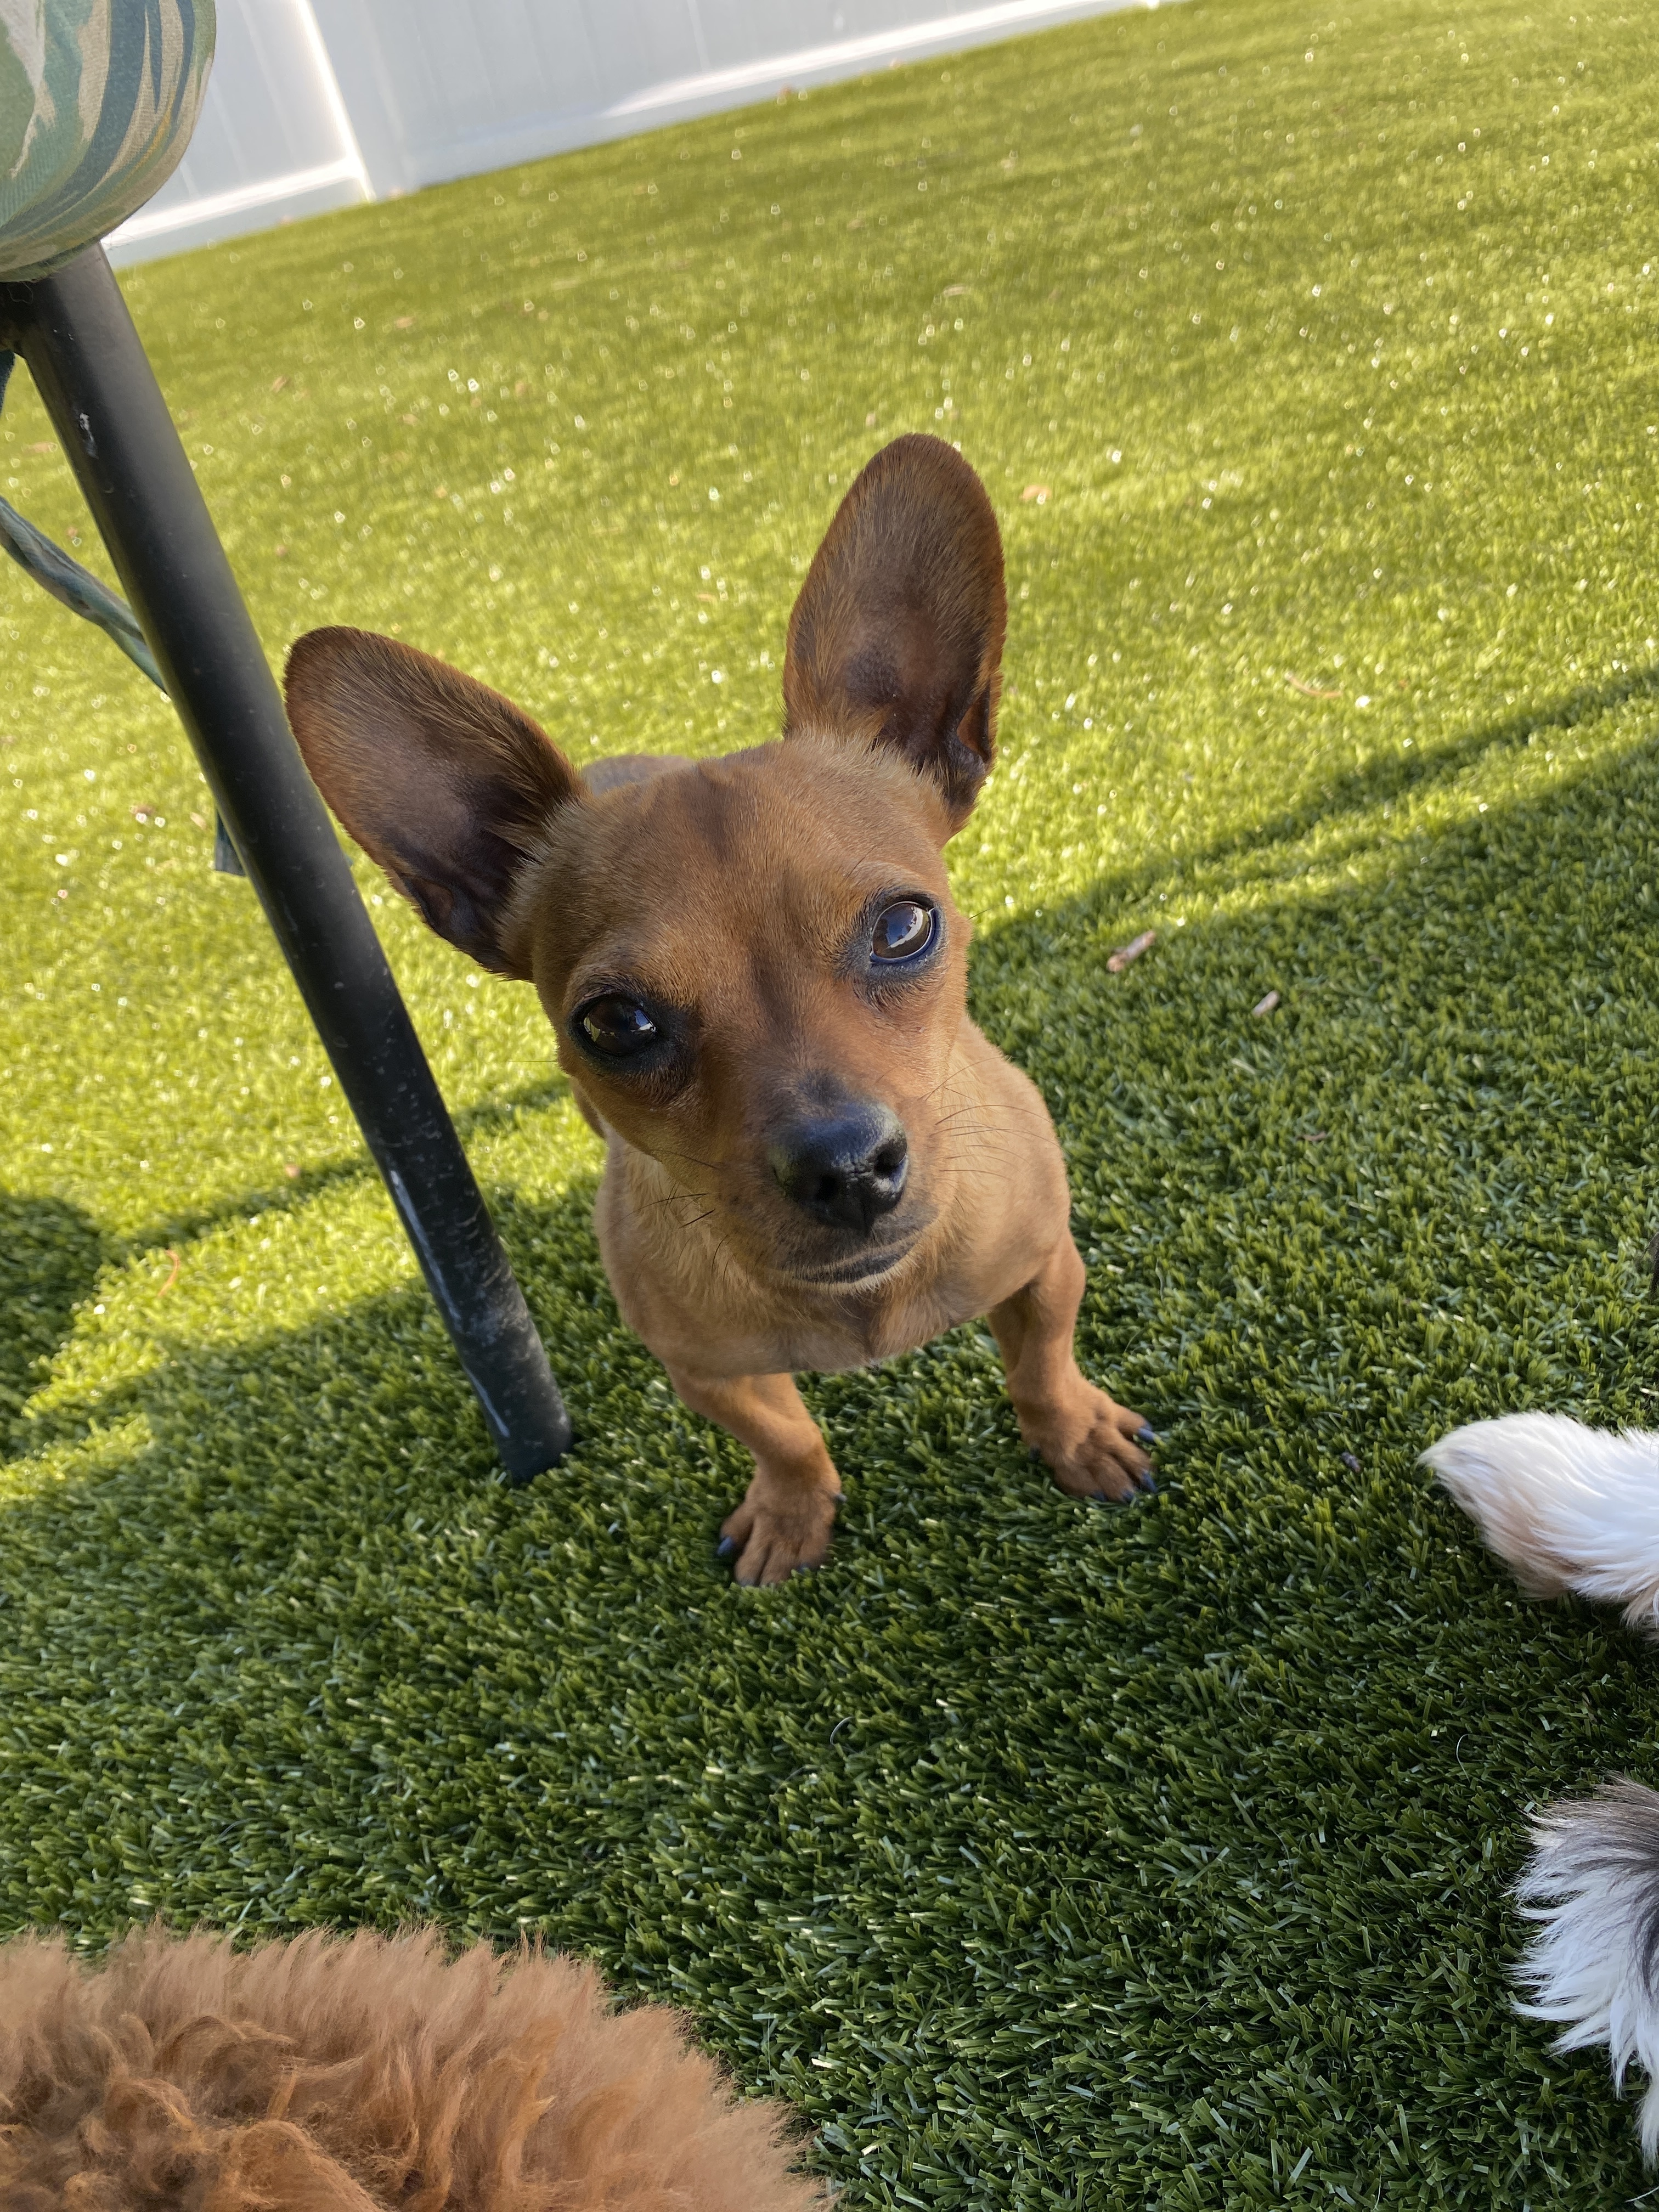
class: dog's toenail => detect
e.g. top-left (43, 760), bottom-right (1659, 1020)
top-left (1136, 1423), bottom-right (1160, 1445)
top-left (716, 1534), bottom-right (736, 1559)
top-left (1137, 1468), bottom-right (1159, 1494)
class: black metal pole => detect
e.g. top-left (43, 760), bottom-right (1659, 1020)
top-left (1, 245), bottom-right (571, 1480)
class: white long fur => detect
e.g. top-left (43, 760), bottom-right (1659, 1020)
top-left (1421, 1412), bottom-right (1659, 1633)
top-left (1513, 1783), bottom-right (1659, 2162)
top-left (1425, 1413), bottom-right (1659, 2155)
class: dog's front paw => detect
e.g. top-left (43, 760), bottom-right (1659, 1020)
top-left (1027, 1381), bottom-right (1156, 1504)
top-left (718, 1472), bottom-right (843, 1586)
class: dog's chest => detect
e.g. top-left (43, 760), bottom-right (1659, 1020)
top-left (598, 1189), bottom-right (973, 1380)
top-left (769, 1274), bottom-right (973, 1376)
top-left (627, 1265), bottom-right (966, 1380)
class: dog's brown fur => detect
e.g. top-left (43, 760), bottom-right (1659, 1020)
top-left (0, 1923), bottom-right (820, 2210)
top-left (285, 436), bottom-right (1153, 1583)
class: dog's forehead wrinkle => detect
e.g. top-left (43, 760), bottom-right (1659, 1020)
top-left (589, 754), bottom-right (766, 879)
top-left (656, 747), bottom-right (938, 895)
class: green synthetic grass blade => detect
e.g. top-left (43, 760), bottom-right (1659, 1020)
top-left (3, 0), bottom-right (1658, 2199)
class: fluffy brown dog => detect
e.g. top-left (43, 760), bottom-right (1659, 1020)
top-left (285, 435), bottom-right (1155, 1583)
top-left (0, 1923), bottom-right (819, 2209)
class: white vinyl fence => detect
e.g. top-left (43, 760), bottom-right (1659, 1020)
top-left (106, 0), bottom-right (1151, 264)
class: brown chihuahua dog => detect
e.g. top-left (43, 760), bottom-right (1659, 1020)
top-left (285, 436), bottom-right (1155, 1584)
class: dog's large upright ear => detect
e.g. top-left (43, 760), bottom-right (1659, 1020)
top-left (782, 434), bottom-right (1006, 829)
top-left (285, 627), bottom-right (579, 978)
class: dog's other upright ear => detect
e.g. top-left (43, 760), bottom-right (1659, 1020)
top-left (782, 433), bottom-right (1006, 830)
top-left (285, 628), bottom-right (580, 977)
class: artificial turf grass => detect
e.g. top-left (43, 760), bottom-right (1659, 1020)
top-left (2, 0), bottom-right (1659, 2200)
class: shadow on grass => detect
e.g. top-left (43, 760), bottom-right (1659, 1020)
top-left (107, 1071), bottom-right (580, 1262)
top-left (0, 1191), bottom-right (105, 1432)
top-left (1035, 655), bottom-right (1659, 926)
top-left (3, 1177), bottom-right (620, 1495)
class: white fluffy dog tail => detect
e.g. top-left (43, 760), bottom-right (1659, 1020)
top-left (1421, 1412), bottom-right (1659, 1633)
top-left (1515, 1782), bottom-right (1659, 2163)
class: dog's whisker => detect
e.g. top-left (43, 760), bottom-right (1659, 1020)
top-left (932, 1121), bottom-right (1022, 1149)
top-left (929, 1103), bottom-right (1032, 1135)
top-left (933, 1102), bottom-right (1043, 1133)
top-left (651, 1144), bottom-right (724, 1174)
top-left (645, 1188), bottom-right (712, 1213)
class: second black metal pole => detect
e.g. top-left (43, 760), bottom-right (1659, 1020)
top-left (2, 245), bottom-right (571, 1480)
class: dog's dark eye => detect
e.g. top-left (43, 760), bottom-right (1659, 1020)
top-left (577, 995), bottom-right (658, 1057)
top-left (871, 900), bottom-right (936, 963)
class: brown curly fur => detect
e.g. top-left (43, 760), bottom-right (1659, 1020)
top-left (0, 1925), bottom-right (823, 2210)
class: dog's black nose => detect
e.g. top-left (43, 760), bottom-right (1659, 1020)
top-left (769, 1103), bottom-right (909, 1234)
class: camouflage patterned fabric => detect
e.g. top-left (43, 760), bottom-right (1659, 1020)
top-left (0, 0), bottom-right (214, 279)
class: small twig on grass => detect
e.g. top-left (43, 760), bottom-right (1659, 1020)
top-left (157, 1248), bottom-right (180, 1296)
top-left (1283, 671), bottom-right (1342, 698)
top-left (1107, 929), bottom-right (1155, 973)
top-left (1252, 990), bottom-right (1280, 1016)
